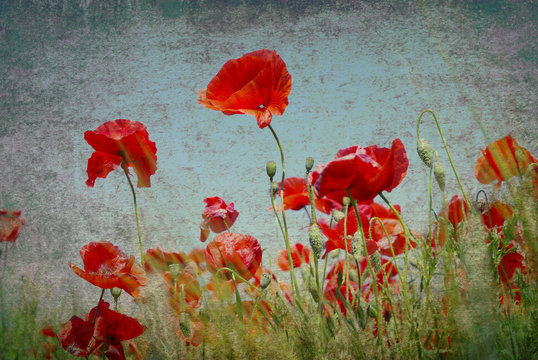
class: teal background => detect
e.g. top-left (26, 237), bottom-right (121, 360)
top-left (0, 1), bottom-right (536, 315)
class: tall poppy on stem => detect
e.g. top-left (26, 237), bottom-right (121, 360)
top-left (85, 119), bottom-right (157, 188)
top-left (312, 139), bottom-right (409, 203)
top-left (198, 49), bottom-right (292, 129)
top-left (69, 242), bottom-right (146, 298)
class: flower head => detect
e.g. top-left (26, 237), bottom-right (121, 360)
top-left (313, 139), bottom-right (408, 203)
top-left (198, 49), bottom-right (292, 129)
top-left (475, 135), bottom-right (536, 188)
top-left (205, 232), bottom-right (262, 281)
top-left (57, 301), bottom-right (144, 359)
top-left (199, 197), bottom-right (239, 242)
top-left (85, 119), bottom-right (157, 188)
top-left (0, 209), bottom-right (25, 242)
top-left (69, 242), bottom-right (146, 298)
top-left (277, 243), bottom-right (311, 271)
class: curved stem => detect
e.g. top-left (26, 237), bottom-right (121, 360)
top-left (122, 164), bottom-right (144, 267)
top-left (417, 109), bottom-right (472, 209)
top-left (476, 189), bottom-right (492, 229)
top-left (92, 289), bottom-right (106, 325)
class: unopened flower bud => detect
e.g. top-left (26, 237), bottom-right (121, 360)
top-left (168, 264), bottom-right (181, 280)
top-left (110, 287), bottom-right (122, 300)
top-left (434, 159), bottom-right (446, 192)
top-left (305, 157), bottom-right (314, 172)
top-left (260, 273), bottom-right (271, 290)
top-left (266, 161), bottom-right (277, 179)
top-left (342, 197), bottom-right (350, 206)
top-left (331, 209), bottom-right (345, 223)
top-left (309, 224), bottom-right (323, 259)
top-left (179, 312), bottom-right (191, 338)
top-left (371, 251), bottom-right (381, 272)
top-left (351, 231), bottom-right (363, 260)
top-left (417, 137), bottom-right (435, 168)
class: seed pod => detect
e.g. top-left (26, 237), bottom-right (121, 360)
top-left (342, 197), bottom-right (351, 206)
top-left (266, 161), bottom-right (277, 179)
top-left (168, 263), bottom-right (181, 280)
top-left (179, 312), bottom-right (191, 338)
top-left (351, 231), bottom-right (363, 260)
top-left (371, 251), bottom-right (381, 272)
top-left (434, 158), bottom-right (446, 192)
top-left (309, 224), bottom-right (323, 259)
top-left (110, 287), bottom-right (122, 301)
top-left (331, 209), bottom-right (345, 223)
top-left (260, 273), bottom-right (271, 290)
top-left (417, 137), bottom-right (434, 168)
top-left (305, 157), bottom-right (314, 172)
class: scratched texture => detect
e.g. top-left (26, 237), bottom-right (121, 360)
top-left (0, 0), bottom-right (536, 318)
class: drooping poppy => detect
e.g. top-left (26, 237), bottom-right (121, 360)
top-left (313, 139), bottom-right (409, 203)
top-left (475, 135), bottom-right (537, 188)
top-left (205, 232), bottom-right (262, 281)
top-left (0, 209), bottom-right (25, 242)
top-left (198, 49), bottom-right (292, 129)
top-left (85, 119), bottom-right (157, 188)
top-left (199, 196), bottom-right (239, 242)
top-left (277, 243), bottom-right (311, 271)
top-left (57, 301), bottom-right (144, 360)
top-left (69, 242), bottom-right (146, 298)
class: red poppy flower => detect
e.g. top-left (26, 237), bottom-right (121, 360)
top-left (57, 301), bottom-right (144, 359)
top-left (277, 243), bottom-right (311, 271)
top-left (313, 139), bottom-right (409, 203)
top-left (498, 243), bottom-right (524, 285)
top-left (318, 204), bottom-right (377, 258)
top-left (323, 278), bottom-right (359, 317)
top-left (162, 270), bottom-right (202, 311)
top-left (85, 119), bottom-right (157, 188)
top-left (446, 195), bottom-right (469, 228)
top-left (199, 196), bottom-right (239, 243)
top-left (198, 49), bottom-right (292, 129)
top-left (369, 203), bottom-right (417, 257)
top-left (475, 135), bottom-right (537, 188)
top-left (0, 209), bottom-right (25, 242)
top-left (143, 247), bottom-right (188, 273)
top-left (481, 201), bottom-right (513, 230)
top-left (274, 177), bottom-right (310, 211)
top-left (205, 232), bottom-right (262, 281)
top-left (41, 327), bottom-right (55, 338)
top-left (69, 242), bottom-right (146, 298)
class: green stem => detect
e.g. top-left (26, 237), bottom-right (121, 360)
top-left (417, 109), bottom-right (472, 209)
top-left (92, 289), bottom-right (106, 325)
top-left (122, 164), bottom-right (144, 267)
top-left (267, 124), bottom-right (300, 300)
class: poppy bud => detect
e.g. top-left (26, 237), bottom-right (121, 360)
top-left (371, 251), bottom-right (381, 272)
top-left (266, 161), bottom-right (277, 179)
top-left (309, 224), bottom-right (323, 259)
top-left (342, 197), bottom-right (350, 206)
top-left (179, 312), bottom-right (191, 338)
top-left (417, 137), bottom-right (435, 168)
top-left (168, 264), bottom-right (181, 280)
top-left (434, 154), bottom-right (446, 192)
top-left (260, 273), bottom-right (271, 290)
top-left (305, 157), bottom-right (314, 172)
top-left (351, 231), bottom-right (363, 260)
top-left (110, 287), bottom-right (122, 300)
top-left (331, 209), bottom-right (345, 223)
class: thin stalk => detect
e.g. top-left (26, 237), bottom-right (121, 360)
top-left (417, 109), bottom-right (472, 209)
top-left (92, 289), bottom-right (106, 325)
top-left (122, 164), bottom-right (144, 267)
top-left (267, 124), bottom-right (300, 299)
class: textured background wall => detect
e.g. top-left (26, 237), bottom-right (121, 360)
top-left (0, 0), bottom-right (536, 316)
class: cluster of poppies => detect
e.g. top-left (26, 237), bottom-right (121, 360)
top-left (18, 48), bottom-right (536, 357)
